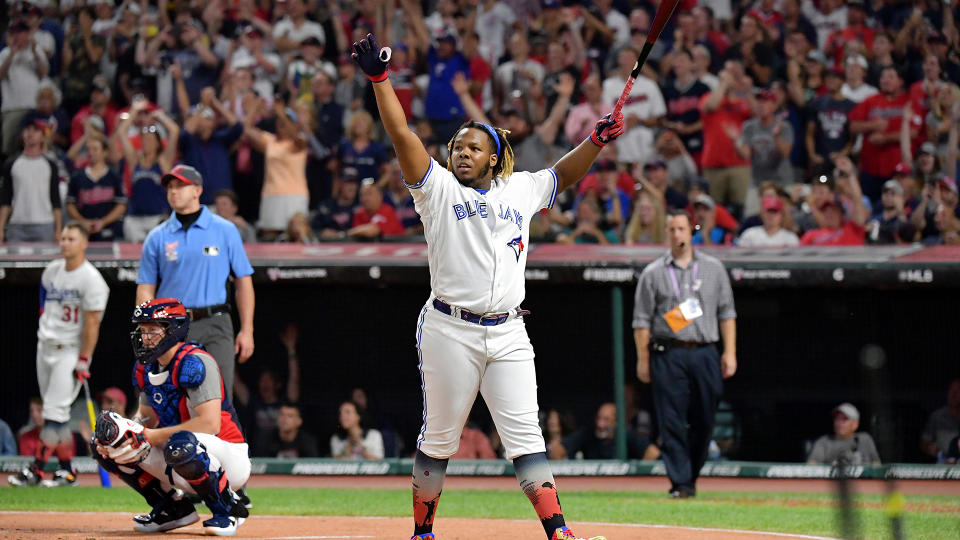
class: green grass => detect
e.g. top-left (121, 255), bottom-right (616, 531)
top-left (1, 487), bottom-right (957, 539)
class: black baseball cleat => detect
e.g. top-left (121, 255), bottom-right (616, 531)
top-left (133, 492), bottom-right (199, 533)
top-left (668, 486), bottom-right (696, 499)
top-left (236, 487), bottom-right (252, 509)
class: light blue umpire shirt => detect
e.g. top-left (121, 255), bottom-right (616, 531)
top-left (137, 206), bottom-right (253, 308)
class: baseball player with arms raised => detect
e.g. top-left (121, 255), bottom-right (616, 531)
top-left (353, 34), bottom-right (623, 540)
top-left (8, 221), bottom-right (108, 488)
top-left (91, 298), bottom-right (249, 536)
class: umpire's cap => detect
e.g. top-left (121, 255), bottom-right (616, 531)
top-left (162, 164), bottom-right (203, 187)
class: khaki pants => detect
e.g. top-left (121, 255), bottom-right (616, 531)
top-left (703, 166), bottom-right (751, 219)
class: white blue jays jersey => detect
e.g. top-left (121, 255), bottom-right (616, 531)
top-left (37, 259), bottom-right (109, 343)
top-left (405, 157), bottom-right (558, 313)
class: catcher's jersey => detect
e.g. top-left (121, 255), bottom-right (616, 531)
top-left (37, 259), bottom-right (109, 343)
top-left (405, 157), bottom-right (558, 314)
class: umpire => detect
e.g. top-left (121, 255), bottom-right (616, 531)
top-left (136, 164), bottom-right (254, 401)
top-left (633, 209), bottom-right (737, 498)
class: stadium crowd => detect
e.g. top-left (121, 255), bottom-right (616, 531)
top-left (0, 0), bottom-right (957, 246)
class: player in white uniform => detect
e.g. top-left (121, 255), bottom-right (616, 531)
top-left (8, 221), bottom-right (109, 487)
top-left (353, 34), bottom-right (624, 540)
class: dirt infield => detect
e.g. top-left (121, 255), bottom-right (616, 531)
top-left (0, 511), bottom-right (836, 539)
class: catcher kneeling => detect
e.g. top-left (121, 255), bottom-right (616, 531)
top-left (92, 298), bottom-right (250, 536)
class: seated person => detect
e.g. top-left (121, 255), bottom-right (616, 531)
top-left (800, 197), bottom-right (866, 246)
top-left (451, 422), bottom-right (496, 459)
top-left (330, 401), bottom-right (384, 460)
top-left (737, 195), bottom-right (799, 247)
top-left (691, 194), bottom-right (734, 245)
top-left (556, 198), bottom-right (619, 244)
top-left (920, 378), bottom-right (960, 462)
top-left (807, 403), bottom-right (880, 465)
top-left (865, 180), bottom-right (908, 245)
top-left (557, 403), bottom-right (660, 460)
top-left (348, 178), bottom-right (404, 239)
top-left (314, 169), bottom-right (360, 239)
top-left (262, 402), bottom-right (318, 458)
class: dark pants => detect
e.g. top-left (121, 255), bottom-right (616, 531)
top-left (188, 313), bottom-right (235, 402)
top-left (859, 171), bottom-right (886, 208)
top-left (650, 344), bottom-right (722, 491)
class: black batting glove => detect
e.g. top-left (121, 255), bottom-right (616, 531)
top-left (351, 33), bottom-right (390, 82)
top-left (590, 112), bottom-right (625, 147)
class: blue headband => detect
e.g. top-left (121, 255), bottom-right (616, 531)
top-left (476, 123), bottom-right (501, 157)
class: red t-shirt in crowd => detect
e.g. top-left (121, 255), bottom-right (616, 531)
top-left (848, 92), bottom-right (909, 177)
top-left (800, 221), bottom-right (865, 246)
top-left (353, 204), bottom-right (405, 236)
top-left (826, 26), bottom-right (875, 66)
top-left (577, 171), bottom-right (635, 196)
top-left (389, 64), bottom-right (416, 122)
top-left (469, 55), bottom-right (492, 110)
top-left (699, 93), bottom-right (752, 169)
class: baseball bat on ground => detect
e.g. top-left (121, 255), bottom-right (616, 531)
top-left (82, 378), bottom-right (111, 487)
top-left (611, 0), bottom-right (681, 118)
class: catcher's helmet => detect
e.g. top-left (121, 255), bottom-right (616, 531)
top-left (130, 298), bottom-right (190, 364)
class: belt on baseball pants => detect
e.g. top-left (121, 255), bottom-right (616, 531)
top-left (432, 298), bottom-right (530, 326)
top-left (652, 339), bottom-right (712, 351)
top-left (186, 303), bottom-right (230, 321)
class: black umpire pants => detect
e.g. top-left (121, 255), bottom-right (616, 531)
top-left (650, 343), bottom-right (723, 491)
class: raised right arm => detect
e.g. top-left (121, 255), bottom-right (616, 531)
top-left (354, 34), bottom-right (431, 183)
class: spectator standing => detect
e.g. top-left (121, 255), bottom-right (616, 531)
top-left (802, 0), bottom-right (847, 50)
top-left (115, 101), bottom-right (178, 242)
top-left (65, 133), bottom-right (126, 241)
top-left (850, 66), bottom-right (914, 203)
top-left (230, 26), bottom-right (282, 101)
top-left (565, 75), bottom-right (610, 147)
top-left (348, 178), bottom-right (405, 239)
top-left (909, 54), bottom-right (947, 119)
top-left (60, 7), bottom-right (106, 115)
top-left (557, 403), bottom-right (659, 460)
top-left (866, 180), bottom-right (908, 244)
top-left (807, 403), bottom-right (880, 465)
top-left (735, 90), bottom-right (795, 188)
top-left (213, 189), bottom-right (257, 243)
top-left (273, 0), bottom-right (326, 53)
top-left (33, 82), bottom-right (70, 152)
top-left (633, 209), bottom-right (737, 498)
top-left (243, 103), bottom-right (309, 238)
top-left (806, 67), bottom-right (855, 169)
top-left (70, 75), bottom-right (117, 144)
top-left (603, 47), bottom-right (666, 165)
top-left (135, 165), bottom-right (255, 401)
top-left (491, 32), bottom-right (545, 114)
top-left (0, 113), bottom-right (61, 243)
top-left (330, 401), bottom-right (384, 460)
top-left (263, 403), bottom-right (318, 458)
top-left (823, 0), bottom-right (874, 66)
top-left (737, 195), bottom-right (800, 247)
top-left (661, 48), bottom-right (711, 164)
top-left (921, 379), bottom-right (960, 462)
top-left (7, 221), bottom-right (108, 487)
top-left (700, 61), bottom-right (754, 220)
top-left (175, 82), bottom-right (244, 206)
top-left (841, 54), bottom-right (877, 104)
top-left (337, 110), bottom-right (387, 185)
top-left (0, 19), bottom-right (49, 158)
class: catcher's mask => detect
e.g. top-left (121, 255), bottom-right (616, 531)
top-left (130, 298), bottom-right (190, 364)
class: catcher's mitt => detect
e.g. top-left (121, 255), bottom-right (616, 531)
top-left (95, 411), bottom-right (152, 464)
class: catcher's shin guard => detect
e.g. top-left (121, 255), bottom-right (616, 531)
top-left (164, 431), bottom-right (246, 520)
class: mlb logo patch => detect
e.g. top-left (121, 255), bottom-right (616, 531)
top-left (165, 241), bottom-right (178, 261)
top-left (203, 246), bottom-right (220, 256)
